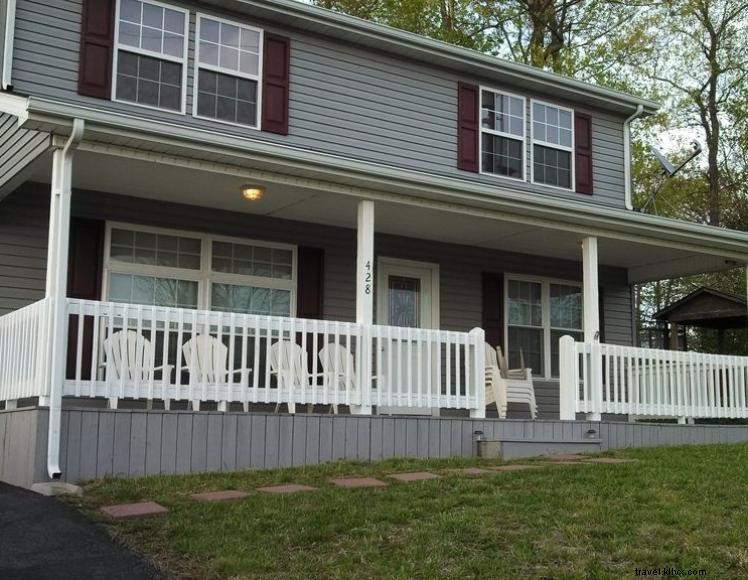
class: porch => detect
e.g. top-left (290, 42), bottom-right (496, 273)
top-left (1, 121), bottom-right (748, 482)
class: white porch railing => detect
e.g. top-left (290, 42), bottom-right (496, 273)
top-left (559, 336), bottom-right (748, 420)
top-left (61, 298), bottom-right (486, 414)
top-left (0, 298), bottom-right (53, 405)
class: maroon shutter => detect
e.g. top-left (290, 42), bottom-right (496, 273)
top-left (457, 82), bottom-right (480, 172)
top-left (261, 33), bottom-right (291, 135)
top-left (296, 247), bottom-right (324, 319)
top-left (66, 219), bottom-right (105, 380)
top-left (481, 272), bottom-right (504, 349)
top-left (574, 113), bottom-right (593, 194)
top-left (78, 0), bottom-right (116, 98)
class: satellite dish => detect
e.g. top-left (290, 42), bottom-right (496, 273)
top-left (638, 140), bottom-right (703, 213)
top-left (651, 146), bottom-right (676, 176)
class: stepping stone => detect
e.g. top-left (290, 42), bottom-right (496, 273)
top-left (545, 453), bottom-right (587, 461)
top-left (190, 490), bottom-right (249, 502)
top-left (99, 501), bottom-right (168, 519)
top-left (544, 461), bottom-right (586, 466)
top-left (489, 464), bottom-right (543, 472)
top-left (446, 467), bottom-right (494, 476)
top-left (388, 471), bottom-right (441, 482)
top-left (257, 484), bottom-right (317, 494)
top-left (330, 477), bottom-right (388, 488)
top-left (585, 457), bottom-right (638, 464)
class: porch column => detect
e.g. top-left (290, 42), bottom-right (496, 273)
top-left (46, 120), bottom-right (85, 479)
top-left (582, 236), bottom-right (602, 421)
top-left (582, 237), bottom-right (600, 342)
top-left (352, 200), bottom-right (374, 415)
top-left (356, 200), bottom-right (375, 325)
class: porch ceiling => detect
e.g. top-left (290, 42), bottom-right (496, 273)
top-left (23, 149), bottom-right (744, 285)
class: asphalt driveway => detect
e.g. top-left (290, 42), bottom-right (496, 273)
top-left (0, 482), bottom-right (162, 579)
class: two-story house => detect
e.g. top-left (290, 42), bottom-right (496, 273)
top-left (1, 0), bottom-right (747, 488)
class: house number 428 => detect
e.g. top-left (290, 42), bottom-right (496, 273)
top-left (364, 260), bottom-right (372, 295)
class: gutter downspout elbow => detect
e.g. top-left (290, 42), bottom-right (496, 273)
top-left (623, 104), bottom-right (645, 211)
top-left (47, 118), bottom-right (85, 480)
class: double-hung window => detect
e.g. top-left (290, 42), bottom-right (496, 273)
top-left (480, 89), bottom-right (525, 180)
top-left (506, 278), bottom-right (582, 378)
top-left (114, 0), bottom-right (189, 112)
top-left (104, 224), bottom-right (296, 318)
top-left (106, 227), bottom-right (201, 309)
top-left (195, 15), bottom-right (263, 128)
top-left (532, 101), bottom-right (574, 189)
top-left (210, 240), bottom-right (294, 316)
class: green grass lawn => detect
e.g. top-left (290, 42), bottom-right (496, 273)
top-left (73, 444), bottom-right (748, 579)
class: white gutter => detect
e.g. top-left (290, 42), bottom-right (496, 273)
top-left (1, 0), bottom-right (17, 90)
top-left (623, 104), bottom-right (645, 210)
top-left (46, 118), bottom-right (85, 480)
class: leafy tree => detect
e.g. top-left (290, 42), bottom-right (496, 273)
top-left (642, 0), bottom-right (748, 227)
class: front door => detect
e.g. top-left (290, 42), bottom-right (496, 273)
top-left (376, 258), bottom-right (439, 415)
top-left (376, 260), bottom-right (437, 329)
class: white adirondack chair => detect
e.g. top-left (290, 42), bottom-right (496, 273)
top-left (182, 334), bottom-right (251, 411)
top-left (102, 330), bottom-right (173, 409)
top-left (496, 345), bottom-right (537, 419)
top-left (269, 340), bottom-right (315, 414)
top-left (318, 342), bottom-right (375, 414)
top-left (484, 342), bottom-right (508, 418)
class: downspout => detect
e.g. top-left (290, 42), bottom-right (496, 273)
top-left (623, 104), bottom-right (645, 211)
top-left (2, 0), bottom-right (17, 90)
top-left (47, 119), bottom-right (85, 479)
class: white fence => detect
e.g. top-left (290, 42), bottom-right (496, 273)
top-left (560, 336), bottom-right (748, 420)
top-left (62, 299), bottom-right (486, 414)
top-left (0, 298), bottom-right (53, 405)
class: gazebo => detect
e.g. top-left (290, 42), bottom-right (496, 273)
top-left (653, 287), bottom-right (748, 352)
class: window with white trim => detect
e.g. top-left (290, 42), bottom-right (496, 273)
top-left (480, 89), bottom-right (525, 179)
top-left (114, 0), bottom-right (188, 112)
top-left (506, 278), bottom-right (582, 378)
top-left (532, 101), bottom-right (574, 189)
top-left (195, 15), bottom-right (262, 127)
top-left (104, 225), bottom-right (296, 318)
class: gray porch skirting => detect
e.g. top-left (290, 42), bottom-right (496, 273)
top-left (3, 407), bottom-right (748, 488)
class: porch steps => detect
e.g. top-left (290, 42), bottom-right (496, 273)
top-left (478, 437), bottom-right (602, 461)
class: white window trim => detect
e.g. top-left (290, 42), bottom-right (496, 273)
top-left (111, 0), bottom-right (190, 115)
top-left (102, 221), bottom-right (297, 316)
top-left (503, 274), bottom-right (583, 380)
top-left (478, 86), bottom-right (527, 183)
top-left (530, 99), bottom-right (576, 192)
top-left (192, 13), bottom-right (264, 130)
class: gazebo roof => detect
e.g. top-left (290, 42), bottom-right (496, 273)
top-left (653, 287), bottom-right (747, 329)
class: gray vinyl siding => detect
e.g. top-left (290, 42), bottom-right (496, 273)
top-left (0, 114), bottom-right (50, 193)
top-left (0, 180), bottom-right (48, 315)
top-left (11, 0), bottom-right (627, 209)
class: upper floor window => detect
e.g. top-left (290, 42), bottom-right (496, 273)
top-left (480, 89), bottom-right (525, 180)
top-left (532, 101), bottom-right (574, 189)
top-left (113, 0), bottom-right (189, 112)
top-left (195, 15), bottom-right (263, 128)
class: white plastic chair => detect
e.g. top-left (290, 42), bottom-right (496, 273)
top-left (484, 342), bottom-right (508, 418)
top-left (496, 345), bottom-right (537, 419)
top-left (318, 342), bottom-right (377, 414)
top-left (103, 330), bottom-right (173, 409)
top-left (269, 340), bottom-right (315, 414)
top-left (182, 334), bottom-right (251, 411)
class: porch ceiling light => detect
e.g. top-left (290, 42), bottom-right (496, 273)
top-left (241, 185), bottom-right (265, 201)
